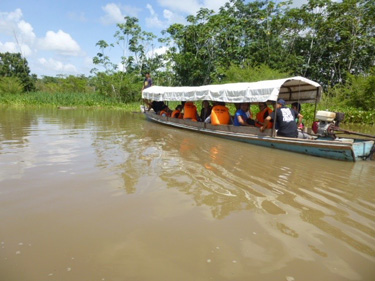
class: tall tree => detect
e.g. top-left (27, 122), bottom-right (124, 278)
top-left (0, 52), bottom-right (35, 92)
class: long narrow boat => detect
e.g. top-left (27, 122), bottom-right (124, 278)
top-left (142, 76), bottom-right (374, 162)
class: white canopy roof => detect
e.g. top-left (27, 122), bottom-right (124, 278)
top-left (142, 76), bottom-right (322, 104)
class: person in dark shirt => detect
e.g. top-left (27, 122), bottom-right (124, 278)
top-left (148, 101), bottom-right (166, 114)
top-left (260, 99), bottom-right (302, 138)
top-left (141, 72), bottom-right (152, 91)
top-left (200, 100), bottom-right (212, 121)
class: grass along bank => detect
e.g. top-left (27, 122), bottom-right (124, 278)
top-left (0, 91), bottom-right (141, 112)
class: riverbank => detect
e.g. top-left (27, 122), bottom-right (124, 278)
top-left (0, 92), bottom-right (141, 112)
top-left (1, 91), bottom-right (374, 124)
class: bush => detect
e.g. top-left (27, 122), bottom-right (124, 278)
top-left (214, 63), bottom-right (291, 84)
top-left (325, 72), bottom-right (375, 111)
top-left (0, 77), bottom-right (24, 95)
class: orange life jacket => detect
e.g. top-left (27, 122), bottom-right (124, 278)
top-left (255, 107), bottom-right (273, 128)
top-left (160, 109), bottom-right (171, 117)
top-left (211, 105), bottom-right (230, 125)
top-left (183, 102), bottom-right (197, 121)
top-left (171, 109), bottom-right (183, 119)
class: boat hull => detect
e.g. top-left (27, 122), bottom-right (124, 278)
top-left (144, 112), bottom-right (374, 162)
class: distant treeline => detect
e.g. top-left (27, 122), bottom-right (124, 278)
top-left (0, 0), bottom-right (374, 123)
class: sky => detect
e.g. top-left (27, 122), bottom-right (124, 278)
top-left (1, 0), bottom-right (306, 77)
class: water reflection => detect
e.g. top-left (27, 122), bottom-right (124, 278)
top-left (129, 120), bottom-right (375, 261)
top-left (0, 106), bottom-right (374, 280)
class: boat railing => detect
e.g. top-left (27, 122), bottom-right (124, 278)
top-left (146, 112), bottom-right (273, 137)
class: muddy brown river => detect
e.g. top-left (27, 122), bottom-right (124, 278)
top-left (0, 106), bottom-right (374, 281)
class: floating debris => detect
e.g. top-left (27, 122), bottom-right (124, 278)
top-left (16, 251), bottom-right (21, 255)
top-left (207, 259), bottom-right (212, 263)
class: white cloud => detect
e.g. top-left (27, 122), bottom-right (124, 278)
top-left (17, 20), bottom-right (36, 43)
top-left (38, 30), bottom-right (81, 56)
top-left (38, 57), bottom-right (78, 73)
top-left (0, 41), bottom-right (32, 57)
top-left (157, 0), bottom-right (200, 14)
top-left (100, 3), bottom-right (125, 25)
top-left (0, 41), bottom-right (17, 53)
top-left (0, 8), bottom-right (23, 23)
top-left (99, 3), bottom-right (141, 25)
top-left (0, 9), bottom-right (35, 57)
top-left (163, 9), bottom-right (185, 24)
top-left (202, 0), bottom-right (228, 11)
top-left (145, 5), bottom-right (187, 29)
top-left (0, 9), bottom-right (36, 49)
top-left (145, 4), bottom-right (164, 28)
top-left (157, 0), bottom-right (227, 15)
top-left (150, 46), bottom-right (168, 56)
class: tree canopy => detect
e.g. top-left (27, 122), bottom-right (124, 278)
top-left (0, 52), bottom-right (35, 92)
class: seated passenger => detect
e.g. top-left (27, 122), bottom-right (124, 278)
top-left (291, 102), bottom-right (311, 139)
top-left (291, 102), bottom-right (304, 130)
top-left (211, 102), bottom-right (231, 125)
top-left (200, 100), bottom-right (212, 122)
top-left (160, 106), bottom-right (172, 117)
top-left (255, 103), bottom-right (273, 129)
top-left (171, 105), bottom-right (183, 118)
top-left (145, 100), bottom-right (166, 114)
top-left (234, 103), bottom-right (255, 126)
top-left (260, 99), bottom-right (302, 138)
top-left (183, 102), bottom-right (198, 121)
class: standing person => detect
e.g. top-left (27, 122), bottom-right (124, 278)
top-left (142, 72), bottom-right (152, 91)
top-left (142, 72), bottom-right (154, 111)
top-left (260, 99), bottom-right (302, 138)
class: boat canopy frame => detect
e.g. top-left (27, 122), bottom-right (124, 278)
top-left (142, 76), bottom-right (322, 105)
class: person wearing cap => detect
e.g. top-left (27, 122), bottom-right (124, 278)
top-left (260, 99), bottom-right (303, 138)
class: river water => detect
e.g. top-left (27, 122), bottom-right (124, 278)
top-left (0, 106), bottom-right (374, 281)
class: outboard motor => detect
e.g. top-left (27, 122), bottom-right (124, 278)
top-left (313, 111), bottom-right (345, 138)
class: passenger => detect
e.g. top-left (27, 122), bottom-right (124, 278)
top-left (149, 101), bottom-right (166, 114)
top-left (200, 100), bottom-right (212, 122)
top-left (244, 103), bottom-right (256, 125)
top-left (211, 102), bottom-right (231, 125)
top-left (291, 102), bottom-right (304, 130)
top-left (260, 99), bottom-right (302, 138)
top-left (183, 101), bottom-right (199, 121)
top-left (244, 103), bottom-right (253, 120)
top-left (160, 106), bottom-right (172, 117)
top-left (291, 102), bottom-right (310, 139)
top-left (255, 103), bottom-right (273, 129)
top-left (291, 102), bottom-right (301, 114)
top-left (171, 105), bottom-right (183, 119)
top-left (234, 103), bottom-right (253, 126)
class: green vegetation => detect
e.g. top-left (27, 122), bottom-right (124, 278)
top-left (0, 77), bottom-right (24, 95)
top-left (1, 0), bottom-right (374, 124)
top-left (0, 92), bottom-right (141, 111)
